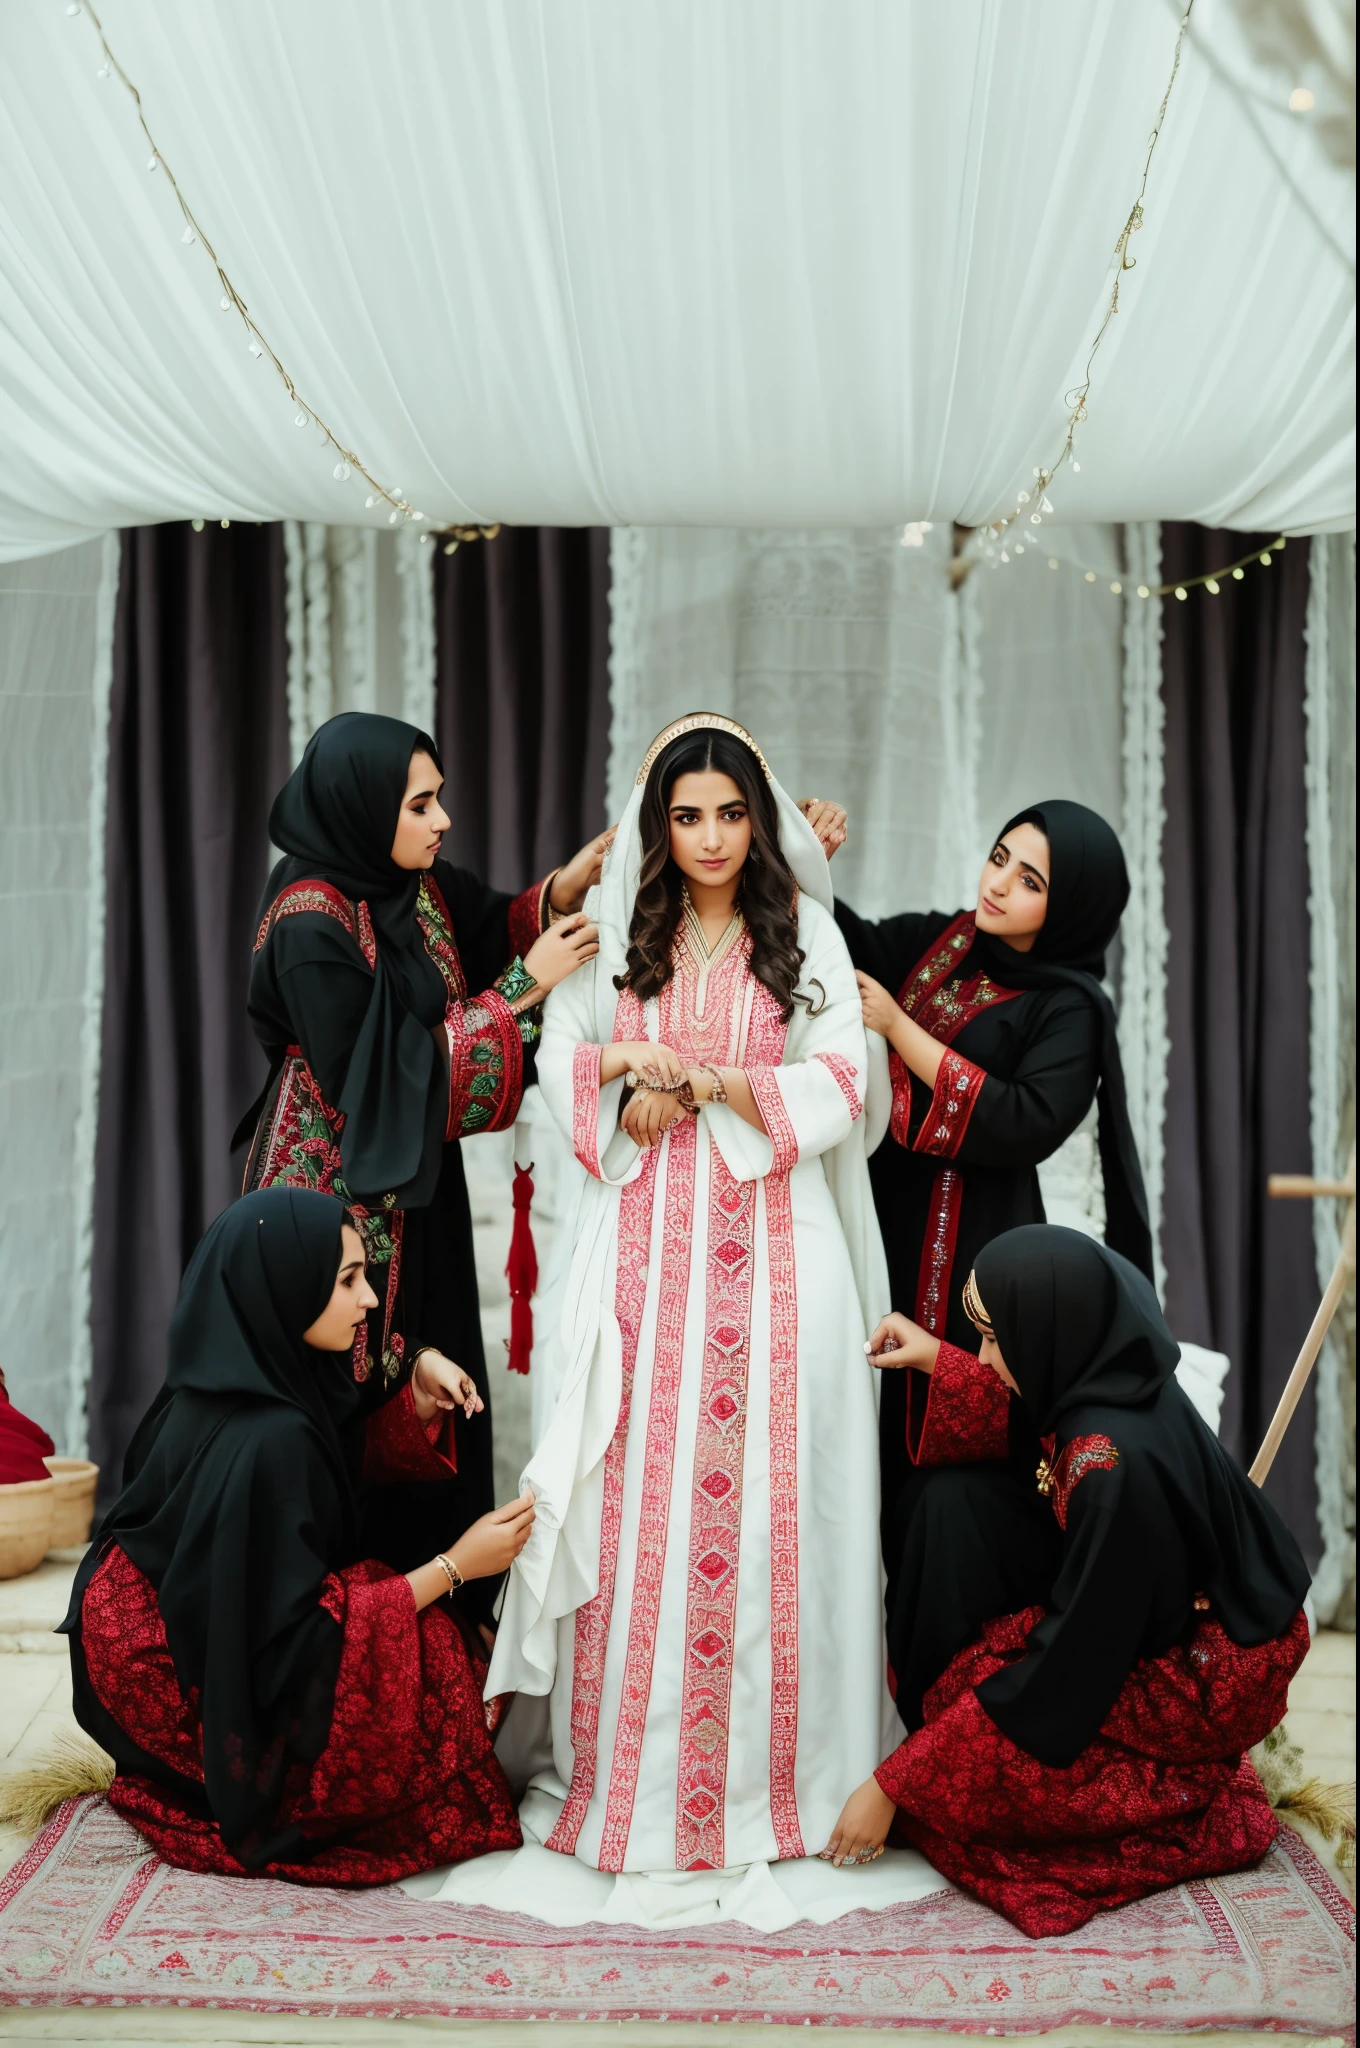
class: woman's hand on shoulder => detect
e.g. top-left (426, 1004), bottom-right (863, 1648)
top-left (799, 798), bottom-right (848, 860)
top-left (855, 970), bottom-right (901, 1040)
top-left (549, 827), bottom-right (618, 913)
top-left (523, 913), bottom-right (599, 995)
top-left (865, 1313), bottom-right (939, 1373)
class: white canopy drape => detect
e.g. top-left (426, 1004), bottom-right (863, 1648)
top-left (1, 0), bottom-right (1353, 560)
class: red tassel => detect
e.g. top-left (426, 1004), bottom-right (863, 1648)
top-left (504, 1162), bottom-right (538, 1374)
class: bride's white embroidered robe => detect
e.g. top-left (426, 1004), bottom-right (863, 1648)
top-left (490, 893), bottom-right (887, 1875)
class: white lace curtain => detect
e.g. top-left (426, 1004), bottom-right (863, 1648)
top-left (0, 536), bottom-right (117, 1451)
top-left (282, 523), bottom-right (436, 763)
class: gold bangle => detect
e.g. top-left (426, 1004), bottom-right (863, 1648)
top-left (434, 1551), bottom-right (463, 1593)
top-left (698, 1063), bottom-right (728, 1105)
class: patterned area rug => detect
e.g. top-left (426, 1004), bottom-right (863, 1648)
top-left (0, 1799), bottom-right (1352, 2035)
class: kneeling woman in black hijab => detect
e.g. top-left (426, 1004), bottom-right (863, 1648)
top-left (63, 1189), bottom-right (530, 1885)
top-left (824, 1228), bottom-right (1311, 1938)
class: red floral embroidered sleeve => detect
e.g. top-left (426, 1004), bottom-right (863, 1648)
top-left (362, 1381), bottom-right (457, 1485)
top-left (443, 987), bottom-right (525, 1140)
top-left (507, 875), bottom-right (554, 964)
top-left (905, 1341), bottom-right (1011, 1465)
top-left (571, 1041), bottom-right (607, 1175)
top-left (912, 1048), bottom-right (987, 1159)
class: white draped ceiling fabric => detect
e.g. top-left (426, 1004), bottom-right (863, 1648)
top-left (0, 0), bottom-right (1353, 561)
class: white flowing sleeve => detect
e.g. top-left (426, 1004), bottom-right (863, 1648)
top-left (537, 955), bottom-right (642, 1188)
top-left (705, 896), bottom-right (870, 1182)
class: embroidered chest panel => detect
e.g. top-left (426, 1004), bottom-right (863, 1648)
top-left (897, 914), bottom-right (1021, 1049)
top-left (1037, 1432), bottom-right (1121, 1529)
top-left (658, 915), bottom-right (773, 1068)
top-left (256, 875), bottom-right (467, 1008)
top-left (416, 876), bottom-right (467, 1002)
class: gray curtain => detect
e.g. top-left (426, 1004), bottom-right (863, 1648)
top-left (88, 524), bottom-right (292, 1495)
top-left (1160, 525), bottom-right (1320, 1562)
top-left (434, 527), bottom-right (612, 889)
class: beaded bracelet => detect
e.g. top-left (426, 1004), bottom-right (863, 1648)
top-left (434, 1551), bottom-right (464, 1593)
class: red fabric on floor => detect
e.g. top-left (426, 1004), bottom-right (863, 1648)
top-left (81, 1543), bottom-right (519, 1885)
top-left (877, 1604), bottom-right (1308, 1937)
top-left (0, 1384), bottom-right (55, 1483)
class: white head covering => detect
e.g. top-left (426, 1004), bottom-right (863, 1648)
top-left (586, 712), bottom-right (836, 1045)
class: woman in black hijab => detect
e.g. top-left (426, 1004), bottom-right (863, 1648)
top-left (823, 1227), bottom-right (1310, 1937)
top-left (63, 1189), bottom-right (532, 1884)
top-left (836, 802), bottom-right (1153, 1663)
top-left (243, 711), bottom-right (603, 1573)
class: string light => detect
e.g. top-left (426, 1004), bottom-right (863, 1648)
top-left (71, 0), bottom-right (500, 553)
top-left (987, 535), bottom-right (1288, 602)
top-left (1288, 87), bottom-right (1316, 112)
top-left (966, 0), bottom-right (1196, 577)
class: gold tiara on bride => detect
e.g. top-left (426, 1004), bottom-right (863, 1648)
top-left (635, 713), bottom-right (773, 786)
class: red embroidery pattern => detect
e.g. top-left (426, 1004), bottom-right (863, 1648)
top-left (507, 877), bottom-right (549, 966)
top-left (254, 881), bottom-right (377, 971)
top-left (674, 1146), bottom-right (755, 1871)
top-left (746, 981), bottom-right (803, 1861)
top-left (571, 1042), bottom-right (606, 1176)
top-left (812, 1049), bottom-right (863, 1121)
top-left (86, 1548), bottom-right (521, 1886)
top-left (914, 1166), bottom-right (963, 1335)
top-left (362, 1381), bottom-right (457, 1486)
top-left (874, 1605), bottom-right (1309, 1939)
top-left (414, 876), bottom-right (468, 1001)
top-left (748, 1067), bottom-right (799, 1172)
top-left (906, 1341), bottom-right (1010, 1467)
top-left (1038, 1432), bottom-right (1121, 1529)
top-left (913, 1047), bottom-right (986, 1159)
top-left (443, 989), bottom-right (522, 1139)
top-left (888, 914), bottom-right (1020, 1149)
top-left (598, 1114), bottom-right (698, 1870)
top-left (548, 994), bottom-right (651, 1856)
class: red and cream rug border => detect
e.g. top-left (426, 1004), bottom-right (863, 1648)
top-left (0, 1799), bottom-right (1352, 2035)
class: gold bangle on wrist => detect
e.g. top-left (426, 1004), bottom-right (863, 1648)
top-left (434, 1551), bottom-right (463, 1593)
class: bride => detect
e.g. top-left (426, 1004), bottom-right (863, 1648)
top-left (487, 714), bottom-right (891, 1879)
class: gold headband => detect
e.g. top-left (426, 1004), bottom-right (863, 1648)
top-left (635, 713), bottom-right (772, 787)
top-left (962, 1269), bottom-right (994, 1337)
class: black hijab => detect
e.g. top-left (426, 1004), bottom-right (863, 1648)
top-left (968, 1227), bottom-right (1311, 1766)
top-left (968, 800), bottom-right (1154, 1280)
top-left (65, 1190), bottom-right (365, 1866)
top-left (256, 711), bottom-right (448, 1203)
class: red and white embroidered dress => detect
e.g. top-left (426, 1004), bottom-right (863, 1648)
top-left (489, 871), bottom-right (891, 1877)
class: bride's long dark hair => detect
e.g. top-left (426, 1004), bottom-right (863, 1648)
top-left (617, 730), bottom-right (804, 1018)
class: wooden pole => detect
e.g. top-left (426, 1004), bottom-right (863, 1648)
top-left (1249, 1146), bottom-right (1356, 1487)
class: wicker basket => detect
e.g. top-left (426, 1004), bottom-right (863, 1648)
top-left (0, 1476), bottom-right (55, 1579)
top-left (43, 1457), bottom-right (100, 1550)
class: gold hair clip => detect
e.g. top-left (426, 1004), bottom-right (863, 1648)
top-left (962, 1269), bottom-right (995, 1338)
top-left (635, 712), bottom-right (773, 786)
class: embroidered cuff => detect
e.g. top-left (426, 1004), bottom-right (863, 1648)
top-left (572, 1041), bottom-right (606, 1176)
top-left (906, 1341), bottom-right (1010, 1466)
top-left (507, 876), bottom-right (552, 963)
top-left (445, 988), bottom-right (524, 1139)
top-left (888, 1049), bottom-right (914, 1149)
top-left (874, 1741), bottom-right (913, 1808)
top-left (812, 1050), bottom-right (863, 1121)
top-left (748, 1066), bottom-right (799, 1172)
top-left (362, 1380), bottom-right (458, 1486)
top-left (912, 1049), bottom-right (986, 1159)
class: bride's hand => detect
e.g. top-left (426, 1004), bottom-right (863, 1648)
top-left (621, 1090), bottom-right (688, 1149)
top-left (800, 798), bottom-right (847, 859)
top-left (610, 1041), bottom-right (686, 1088)
top-left (820, 1776), bottom-right (896, 1867)
top-left (855, 971), bottom-right (900, 1039)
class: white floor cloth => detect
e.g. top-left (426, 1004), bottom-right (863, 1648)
top-left (402, 1786), bottom-right (949, 1932)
